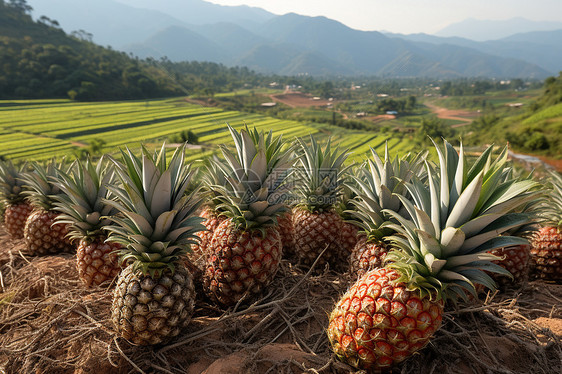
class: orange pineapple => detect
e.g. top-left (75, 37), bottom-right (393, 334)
top-left (328, 141), bottom-right (540, 371)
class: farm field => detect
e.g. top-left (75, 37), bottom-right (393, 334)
top-left (0, 98), bottom-right (418, 163)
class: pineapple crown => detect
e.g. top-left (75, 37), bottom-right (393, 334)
top-left (346, 145), bottom-right (426, 243)
top-left (211, 124), bottom-right (295, 233)
top-left (103, 144), bottom-right (205, 278)
top-left (540, 171), bottom-right (562, 228)
top-left (294, 136), bottom-right (350, 212)
top-left (198, 156), bottom-right (230, 212)
top-left (0, 160), bottom-right (28, 205)
top-left (20, 160), bottom-right (68, 211)
top-left (383, 139), bottom-right (542, 302)
top-left (52, 156), bottom-right (116, 241)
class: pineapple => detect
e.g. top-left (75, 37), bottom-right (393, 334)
top-left (203, 125), bottom-right (294, 306)
top-left (105, 144), bottom-right (204, 345)
top-left (0, 160), bottom-right (32, 239)
top-left (338, 183), bottom-right (361, 257)
top-left (347, 146), bottom-right (426, 278)
top-left (278, 210), bottom-right (296, 257)
top-left (53, 157), bottom-right (121, 287)
top-left (530, 171), bottom-right (562, 280)
top-left (292, 137), bottom-right (350, 269)
top-left (20, 161), bottom-right (74, 255)
top-left (327, 140), bottom-right (540, 371)
top-left (486, 174), bottom-right (544, 288)
top-left (188, 159), bottom-right (228, 272)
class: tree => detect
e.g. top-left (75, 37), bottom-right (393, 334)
top-left (8, 0), bottom-right (32, 13)
top-left (418, 117), bottom-right (454, 143)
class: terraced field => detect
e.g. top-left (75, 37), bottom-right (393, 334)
top-left (0, 98), bottom-right (417, 163)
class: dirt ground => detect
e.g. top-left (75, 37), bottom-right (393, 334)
top-left (1, 226), bottom-right (561, 374)
top-left (424, 102), bottom-right (481, 127)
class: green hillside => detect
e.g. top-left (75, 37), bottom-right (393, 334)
top-left (0, 1), bottom-right (183, 100)
top-left (0, 1), bottom-right (268, 101)
top-left (464, 73), bottom-right (562, 157)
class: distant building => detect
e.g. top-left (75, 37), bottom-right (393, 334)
top-left (506, 103), bottom-right (524, 108)
top-left (386, 110), bottom-right (398, 115)
top-left (261, 102), bottom-right (277, 107)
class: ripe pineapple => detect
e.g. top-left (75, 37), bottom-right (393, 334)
top-left (20, 161), bottom-right (74, 255)
top-left (53, 157), bottom-right (121, 287)
top-left (277, 210), bottom-right (296, 257)
top-left (347, 146), bottom-right (426, 278)
top-left (105, 144), bottom-right (204, 345)
top-left (189, 159), bottom-right (228, 272)
top-left (338, 183), bottom-right (361, 257)
top-left (0, 160), bottom-right (32, 239)
top-left (488, 244), bottom-right (531, 287)
top-left (203, 125), bottom-right (294, 306)
top-left (327, 140), bottom-right (540, 371)
top-left (530, 171), bottom-right (562, 280)
top-left (292, 137), bottom-right (350, 269)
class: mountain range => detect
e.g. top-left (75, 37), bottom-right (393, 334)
top-left (26, 0), bottom-right (561, 78)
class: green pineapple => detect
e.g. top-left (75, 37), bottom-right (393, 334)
top-left (20, 160), bottom-right (74, 254)
top-left (203, 125), bottom-right (294, 306)
top-left (105, 144), bottom-right (204, 345)
top-left (0, 160), bottom-right (32, 239)
top-left (328, 140), bottom-right (541, 371)
top-left (53, 157), bottom-right (122, 287)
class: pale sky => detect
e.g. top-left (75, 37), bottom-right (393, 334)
top-left (208, 0), bottom-right (562, 34)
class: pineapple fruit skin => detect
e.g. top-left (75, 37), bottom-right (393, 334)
top-left (530, 227), bottom-right (562, 280)
top-left (23, 209), bottom-right (73, 255)
top-left (340, 222), bottom-right (359, 255)
top-left (489, 244), bottom-right (530, 287)
top-left (327, 268), bottom-right (443, 370)
top-left (4, 202), bottom-right (32, 239)
top-left (203, 218), bottom-right (282, 305)
top-left (349, 235), bottom-right (388, 278)
top-left (189, 208), bottom-right (226, 272)
top-left (277, 211), bottom-right (295, 257)
top-left (112, 265), bottom-right (195, 346)
top-left (77, 238), bottom-right (121, 287)
top-left (293, 208), bottom-right (343, 268)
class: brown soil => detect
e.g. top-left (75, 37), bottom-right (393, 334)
top-left (270, 93), bottom-right (333, 108)
top-left (0, 226), bottom-right (561, 374)
top-left (424, 102), bottom-right (481, 127)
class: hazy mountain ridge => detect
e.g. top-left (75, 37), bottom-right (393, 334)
top-left (386, 29), bottom-right (562, 74)
top-left (435, 17), bottom-right (562, 41)
top-left (25, 0), bottom-right (555, 78)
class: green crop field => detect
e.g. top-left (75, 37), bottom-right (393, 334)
top-left (0, 98), bottom-right (419, 164)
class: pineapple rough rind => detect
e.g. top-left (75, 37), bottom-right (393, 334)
top-left (112, 264), bottom-right (195, 345)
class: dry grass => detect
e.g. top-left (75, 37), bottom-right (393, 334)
top-left (0, 229), bottom-right (561, 374)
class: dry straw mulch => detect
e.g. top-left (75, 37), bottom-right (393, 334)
top-left (0, 228), bottom-right (561, 374)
